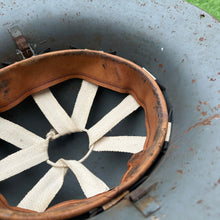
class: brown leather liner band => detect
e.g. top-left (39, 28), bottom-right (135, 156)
top-left (0, 50), bottom-right (168, 219)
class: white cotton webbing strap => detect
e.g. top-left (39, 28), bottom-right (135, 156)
top-left (18, 160), bottom-right (68, 212)
top-left (18, 159), bottom-right (109, 212)
top-left (0, 117), bottom-right (44, 149)
top-left (93, 136), bottom-right (146, 153)
top-left (87, 95), bottom-right (140, 145)
top-left (65, 160), bottom-right (109, 198)
top-left (0, 141), bottom-right (48, 181)
top-left (33, 89), bottom-right (80, 134)
top-left (71, 80), bottom-right (98, 130)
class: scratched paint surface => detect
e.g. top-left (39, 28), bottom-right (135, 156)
top-left (0, 0), bottom-right (219, 219)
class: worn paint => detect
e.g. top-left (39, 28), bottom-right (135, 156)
top-left (0, 0), bottom-right (219, 219)
top-left (184, 114), bottom-right (220, 134)
top-left (177, 170), bottom-right (183, 174)
top-left (199, 37), bottom-right (204, 41)
top-left (201, 112), bottom-right (207, 116)
top-left (197, 200), bottom-right (203, 204)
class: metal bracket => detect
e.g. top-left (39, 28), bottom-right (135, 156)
top-left (8, 26), bottom-right (34, 59)
top-left (129, 182), bottom-right (161, 217)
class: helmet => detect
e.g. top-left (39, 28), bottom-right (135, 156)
top-left (0, 50), bottom-right (168, 219)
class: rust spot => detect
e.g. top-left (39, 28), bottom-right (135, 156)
top-left (207, 25), bottom-right (211, 28)
top-left (196, 105), bottom-right (201, 111)
top-left (208, 105), bottom-right (214, 112)
top-left (184, 114), bottom-right (220, 134)
top-left (154, 58), bottom-right (157, 62)
top-left (163, 70), bottom-right (166, 73)
top-left (181, 59), bottom-right (184, 63)
top-left (213, 178), bottom-right (220, 188)
top-left (174, 145), bottom-right (179, 149)
top-left (204, 101), bottom-right (208, 105)
top-left (199, 101), bottom-right (202, 105)
top-left (199, 37), bottom-right (204, 41)
top-left (201, 112), bottom-right (207, 116)
top-left (214, 105), bottom-right (219, 111)
top-left (192, 79), bottom-right (196, 83)
top-left (177, 170), bottom-right (183, 174)
top-left (216, 146), bottom-right (220, 151)
top-left (218, 90), bottom-right (220, 94)
top-left (158, 64), bottom-right (163, 68)
top-left (190, 148), bottom-right (194, 151)
top-left (197, 200), bottom-right (203, 204)
top-left (171, 186), bottom-right (176, 190)
top-left (218, 104), bottom-right (220, 108)
top-left (210, 78), bottom-right (216, 81)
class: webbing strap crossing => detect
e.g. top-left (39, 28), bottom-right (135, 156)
top-left (87, 95), bottom-right (140, 145)
top-left (0, 80), bottom-right (146, 212)
top-left (33, 89), bottom-right (80, 134)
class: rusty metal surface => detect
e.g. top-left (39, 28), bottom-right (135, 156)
top-left (0, 0), bottom-right (220, 219)
top-left (8, 26), bottom-right (34, 58)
